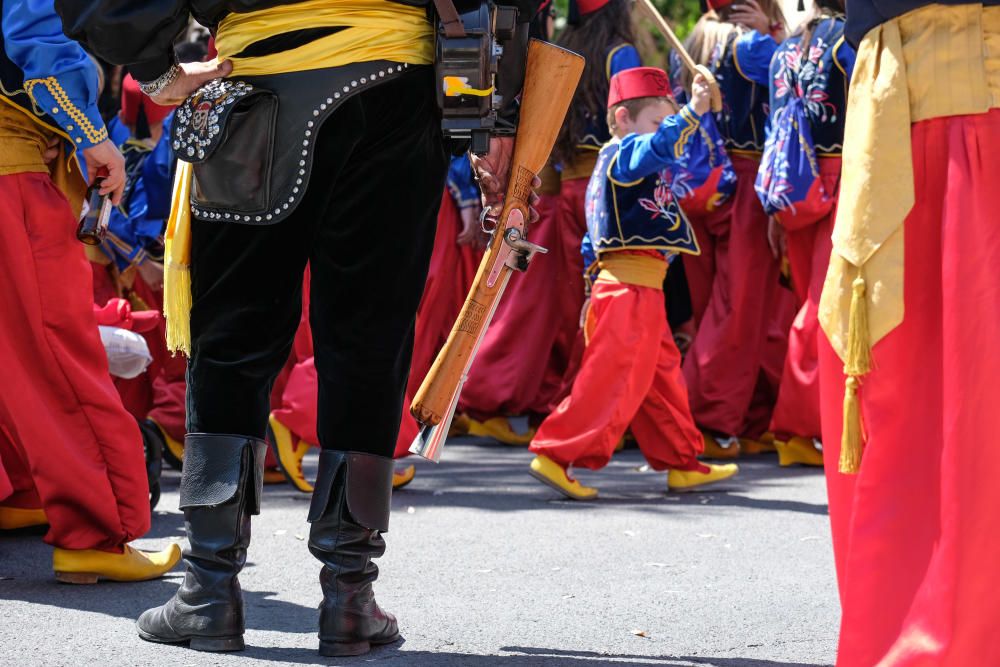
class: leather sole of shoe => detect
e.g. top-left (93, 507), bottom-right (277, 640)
top-left (528, 467), bottom-right (597, 501)
top-left (55, 571), bottom-right (99, 585)
top-left (319, 633), bottom-right (400, 657)
top-left (137, 628), bottom-right (245, 652)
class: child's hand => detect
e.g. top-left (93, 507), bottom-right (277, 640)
top-left (691, 73), bottom-right (711, 116)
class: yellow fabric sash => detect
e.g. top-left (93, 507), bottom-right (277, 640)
top-left (164, 0), bottom-right (434, 353)
top-left (596, 252), bottom-right (668, 289)
top-left (818, 3), bottom-right (1000, 471)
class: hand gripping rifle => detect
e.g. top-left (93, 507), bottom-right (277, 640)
top-left (409, 39), bottom-right (585, 462)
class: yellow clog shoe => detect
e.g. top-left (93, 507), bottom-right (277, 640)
top-left (263, 468), bottom-right (286, 485)
top-left (268, 413), bottom-right (314, 493)
top-left (468, 416), bottom-right (536, 446)
top-left (528, 455), bottom-right (598, 501)
top-left (392, 464), bottom-right (416, 490)
top-left (667, 463), bottom-right (739, 492)
top-left (449, 413), bottom-right (472, 436)
top-left (0, 507), bottom-right (48, 530)
top-left (775, 436), bottom-right (824, 467)
top-left (740, 431), bottom-right (778, 455)
top-left (147, 418), bottom-right (185, 471)
top-left (53, 543), bottom-right (182, 584)
top-left (701, 433), bottom-right (741, 460)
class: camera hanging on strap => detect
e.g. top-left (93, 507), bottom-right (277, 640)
top-left (432, 0), bottom-right (527, 154)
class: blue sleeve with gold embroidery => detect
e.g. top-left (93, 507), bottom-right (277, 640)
top-left (607, 43), bottom-right (641, 80)
top-left (446, 154), bottom-right (480, 209)
top-left (734, 30), bottom-right (778, 86)
top-left (2, 0), bottom-right (108, 148)
top-left (610, 104), bottom-right (702, 183)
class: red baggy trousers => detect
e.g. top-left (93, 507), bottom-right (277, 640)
top-left (820, 110), bottom-right (1000, 667)
top-left (530, 277), bottom-right (704, 471)
top-left (769, 158), bottom-right (841, 440)
top-left (0, 173), bottom-right (150, 551)
top-left (682, 156), bottom-right (787, 437)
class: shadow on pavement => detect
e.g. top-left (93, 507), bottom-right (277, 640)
top-left (234, 640), bottom-right (834, 666)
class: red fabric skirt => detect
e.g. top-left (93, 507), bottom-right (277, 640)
top-left (769, 157), bottom-right (841, 439)
top-left (682, 156), bottom-right (788, 437)
top-left (820, 109), bottom-right (1000, 666)
top-left (460, 180), bottom-right (586, 418)
top-left (530, 278), bottom-right (703, 471)
top-left (0, 173), bottom-right (149, 550)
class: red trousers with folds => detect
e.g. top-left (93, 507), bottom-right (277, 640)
top-left (820, 110), bottom-right (1000, 667)
top-left (682, 156), bottom-right (789, 437)
top-left (769, 158), bottom-right (841, 440)
top-left (460, 180), bottom-right (587, 418)
top-left (0, 173), bottom-right (149, 551)
top-left (530, 278), bottom-right (704, 471)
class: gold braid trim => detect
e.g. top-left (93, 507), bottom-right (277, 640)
top-left (24, 77), bottom-right (107, 145)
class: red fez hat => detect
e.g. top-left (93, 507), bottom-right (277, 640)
top-left (576, 0), bottom-right (611, 15)
top-left (707, 0), bottom-right (734, 10)
top-left (120, 74), bottom-right (175, 127)
top-left (607, 67), bottom-right (673, 108)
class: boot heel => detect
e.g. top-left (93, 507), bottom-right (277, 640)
top-left (55, 571), bottom-right (99, 584)
top-left (189, 636), bottom-right (245, 652)
top-left (319, 640), bottom-right (371, 657)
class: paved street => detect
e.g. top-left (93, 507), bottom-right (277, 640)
top-left (0, 437), bottom-right (838, 667)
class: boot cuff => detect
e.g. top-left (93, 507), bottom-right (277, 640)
top-left (308, 450), bottom-right (393, 531)
top-left (180, 434), bottom-right (267, 513)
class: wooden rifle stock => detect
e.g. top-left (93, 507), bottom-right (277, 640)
top-left (410, 40), bottom-right (584, 428)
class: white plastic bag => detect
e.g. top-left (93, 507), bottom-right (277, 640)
top-left (98, 325), bottom-right (152, 379)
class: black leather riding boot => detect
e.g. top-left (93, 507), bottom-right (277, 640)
top-left (136, 434), bottom-right (265, 652)
top-left (308, 450), bottom-right (399, 657)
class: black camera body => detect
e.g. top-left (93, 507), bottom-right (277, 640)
top-left (436, 3), bottom-right (522, 154)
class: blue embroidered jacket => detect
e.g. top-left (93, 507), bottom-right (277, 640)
top-left (575, 42), bottom-right (642, 151)
top-left (708, 29), bottom-right (777, 155)
top-left (99, 114), bottom-right (176, 271)
top-left (768, 16), bottom-right (855, 155)
top-left (446, 154), bottom-right (480, 209)
top-left (584, 104), bottom-right (703, 264)
top-left (1, 0), bottom-right (108, 150)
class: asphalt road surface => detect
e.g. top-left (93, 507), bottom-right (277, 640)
top-left (0, 437), bottom-right (838, 667)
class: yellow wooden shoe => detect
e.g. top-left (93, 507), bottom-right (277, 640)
top-left (701, 433), bottom-right (741, 460)
top-left (53, 543), bottom-right (182, 584)
top-left (147, 418), bottom-right (185, 471)
top-left (528, 455), bottom-right (598, 501)
top-left (0, 507), bottom-right (48, 530)
top-left (467, 416), bottom-right (536, 446)
top-left (449, 413), bottom-right (472, 436)
top-left (775, 436), bottom-right (824, 467)
top-left (268, 413), bottom-right (314, 493)
top-left (393, 464), bottom-right (416, 490)
top-left (740, 431), bottom-right (778, 455)
top-left (263, 468), bottom-right (286, 484)
top-left (667, 463), bottom-right (739, 492)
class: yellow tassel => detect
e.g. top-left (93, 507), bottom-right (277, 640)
top-left (163, 161), bottom-right (194, 356)
top-left (844, 270), bottom-right (871, 377)
top-left (840, 376), bottom-right (863, 474)
top-left (839, 266), bottom-right (871, 474)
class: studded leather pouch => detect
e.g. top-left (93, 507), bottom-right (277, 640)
top-left (172, 61), bottom-right (415, 225)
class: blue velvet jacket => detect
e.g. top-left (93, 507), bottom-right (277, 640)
top-left (582, 104), bottom-right (704, 269)
top-left (709, 29), bottom-right (777, 155)
top-left (1, 0), bottom-right (107, 150)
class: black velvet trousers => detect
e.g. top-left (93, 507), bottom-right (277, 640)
top-left (186, 66), bottom-right (448, 458)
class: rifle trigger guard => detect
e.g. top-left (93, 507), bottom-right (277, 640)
top-left (480, 206), bottom-right (498, 234)
top-left (503, 228), bottom-right (548, 273)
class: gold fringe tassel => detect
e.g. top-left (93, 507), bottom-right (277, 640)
top-left (163, 161), bottom-right (194, 356)
top-left (839, 268), bottom-right (871, 474)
